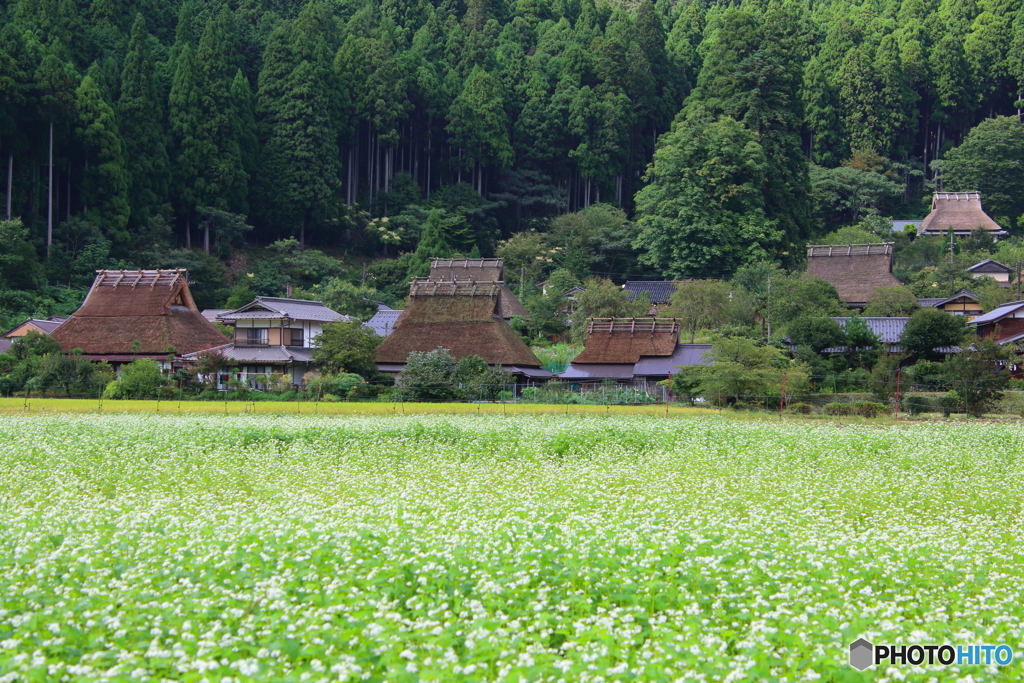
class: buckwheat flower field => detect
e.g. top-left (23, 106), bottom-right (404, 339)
top-left (1, 414), bottom-right (1022, 682)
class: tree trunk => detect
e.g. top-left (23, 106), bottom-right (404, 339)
top-left (47, 120), bottom-right (53, 257)
top-left (299, 213), bottom-right (305, 250)
top-left (5, 152), bottom-right (12, 220)
top-left (185, 213), bottom-right (191, 249)
top-left (203, 219), bottom-right (210, 253)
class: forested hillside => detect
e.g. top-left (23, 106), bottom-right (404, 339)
top-left (1, 0), bottom-right (1023, 325)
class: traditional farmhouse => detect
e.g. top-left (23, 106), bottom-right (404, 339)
top-left (918, 192), bottom-right (1007, 239)
top-left (806, 243), bottom-right (902, 307)
top-left (560, 318), bottom-right (709, 391)
top-left (428, 258), bottom-right (529, 319)
top-left (50, 269), bottom-right (229, 369)
top-left (969, 300), bottom-right (1024, 344)
top-left (967, 259), bottom-right (1014, 286)
top-left (916, 290), bottom-right (983, 318)
top-left (374, 279), bottom-right (550, 382)
top-left (196, 297), bottom-right (353, 387)
top-left (366, 304), bottom-right (401, 337)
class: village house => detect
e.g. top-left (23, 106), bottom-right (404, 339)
top-left (0, 316), bottom-right (67, 354)
top-left (50, 269), bottom-right (229, 370)
top-left (918, 192), bottom-right (1008, 240)
top-left (916, 290), bottom-right (983, 318)
top-left (191, 296), bottom-right (353, 387)
top-left (374, 279), bottom-right (551, 384)
top-left (560, 318), bottom-right (709, 394)
top-left (805, 243), bottom-right (902, 308)
top-left (969, 300), bottom-right (1024, 345)
top-left (966, 259), bottom-right (1015, 286)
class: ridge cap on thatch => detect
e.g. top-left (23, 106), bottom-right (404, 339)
top-left (409, 278), bottom-right (504, 297)
top-left (806, 243), bottom-right (893, 257)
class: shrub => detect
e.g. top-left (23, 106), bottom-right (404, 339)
top-left (785, 402), bottom-right (814, 415)
top-left (903, 394), bottom-right (935, 416)
top-left (939, 390), bottom-right (963, 416)
top-left (823, 401), bottom-right (886, 417)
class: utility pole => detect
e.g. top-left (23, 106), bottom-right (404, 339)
top-left (520, 265), bottom-right (525, 299)
top-left (1017, 261), bottom-right (1021, 301)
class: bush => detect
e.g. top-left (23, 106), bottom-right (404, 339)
top-left (785, 402), bottom-right (814, 415)
top-left (903, 394), bottom-right (935, 416)
top-left (939, 390), bottom-right (963, 416)
top-left (823, 401), bottom-right (887, 417)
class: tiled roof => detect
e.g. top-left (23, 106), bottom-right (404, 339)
top-left (200, 309), bottom-right (231, 322)
top-left (559, 363), bottom-right (636, 380)
top-left (832, 317), bottom-right (908, 343)
top-left (967, 258), bottom-right (1013, 273)
top-left (916, 298), bottom-right (946, 307)
top-left (633, 344), bottom-right (713, 376)
top-left (220, 346), bottom-right (315, 363)
top-left (219, 297), bottom-right (351, 323)
top-left (3, 317), bottom-right (67, 336)
top-left (0, 339), bottom-right (11, 355)
top-left (968, 301), bottom-right (1024, 326)
top-left (366, 308), bottom-right (402, 337)
top-left (623, 281), bottom-right (680, 304)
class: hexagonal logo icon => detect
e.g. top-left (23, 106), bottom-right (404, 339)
top-left (849, 638), bottom-right (874, 671)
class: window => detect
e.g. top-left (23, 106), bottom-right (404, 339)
top-left (288, 328), bottom-right (304, 347)
top-left (246, 328), bottom-right (268, 345)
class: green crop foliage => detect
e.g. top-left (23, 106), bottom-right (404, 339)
top-left (0, 414), bottom-right (1022, 681)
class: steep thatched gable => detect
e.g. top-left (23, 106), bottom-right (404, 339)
top-left (51, 269), bottom-right (230, 356)
top-left (375, 280), bottom-right (542, 366)
top-left (427, 258), bottom-right (528, 319)
top-left (805, 243), bottom-right (903, 305)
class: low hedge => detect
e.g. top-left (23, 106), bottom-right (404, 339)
top-left (823, 400), bottom-right (887, 417)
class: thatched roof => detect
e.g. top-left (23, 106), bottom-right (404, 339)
top-left (920, 192), bottom-right (1006, 235)
top-left (51, 269), bottom-right (230, 356)
top-left (375, 280), bottom-right (542, 366)
top-left (415, 267), bottom-right (528, 319)
top-left (571, 318), bottom-right (680, 364)
top-left (805, 243), bottom-right (903, 304)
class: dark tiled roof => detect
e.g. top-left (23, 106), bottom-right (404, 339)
top-left (968, 301), bottom-right (1024, 326)
top-left (633, 344), bottom-right (713, 376)
top-left (0, 338), bottom-right (11, 354)
top-left (623, 281), bottom-right (680, 304)
top-left (832, 317), bottom-right (908, 343)
top-left (967, 259), bottom-right (1013, 273)
top-left (220, 297), bottom-right (350, 323)
top-left (200, 309), bottom-right (231, 322)
top-left (366, 309), bottom-right (402, 337)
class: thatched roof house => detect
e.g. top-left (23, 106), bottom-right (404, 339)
top-left (428, 258), bottom-right (529, 319)
top-left (51, 269), bottom-right (229, 363)
top-left (919, 192), bottom-right (1007, 238)
top-left (805, 243), bottom-right (902, 306)
top-left (561, 318), bottom-right (682, 382)
top-left (375, 280), bottom-right (548, 377)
